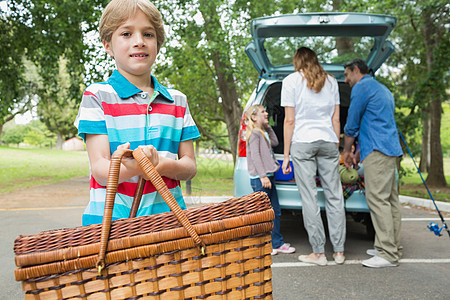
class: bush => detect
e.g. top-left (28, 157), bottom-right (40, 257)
top-left (1, 125), bottom-right (27, 146)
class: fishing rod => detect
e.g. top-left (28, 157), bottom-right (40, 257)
top-left (397, 128), bottom-right (450, 237)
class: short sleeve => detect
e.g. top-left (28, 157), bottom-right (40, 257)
top-left (280, 74), bottom-right (297, 107)
top-left (332, 76), bottom-right (340, 105)
top-left (74, 85), bottom-right (108, 142)
top-left (180, 101), bottom-right (200, 142)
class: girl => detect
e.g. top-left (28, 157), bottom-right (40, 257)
top-left (246, 104), bottom-right (295, 255)
top-left (281, 47), bottom-right (346, 266)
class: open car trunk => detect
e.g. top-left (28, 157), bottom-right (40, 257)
top-left (262, 81), bottom-right (351, 157)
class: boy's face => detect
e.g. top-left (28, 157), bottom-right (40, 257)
top-left (103, 9), bottom-right (158, 82)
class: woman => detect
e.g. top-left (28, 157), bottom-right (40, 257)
top-left (281, 47), bottom-right (346, 266)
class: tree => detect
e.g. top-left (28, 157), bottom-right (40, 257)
top-left (3, 0), bottom-right (447, 183)
top-left (153, 0), bottom-right (306, 162)
top-left (417, 3), bottom-right (448, 187)
top-left (0, 10), bottom-right (34, 140)
top-left (6, 0), bottom-right (107, 148)
top-left (36, 58), bottom-right (80, 148)
top-left (298, 0), bottom-right (448, 187)
top-left (23, 120), bottom-right (56, 147)
top-left (1, 124), bottom-right (27, 146)
top-left (384, 0), bottom-right (448, 187)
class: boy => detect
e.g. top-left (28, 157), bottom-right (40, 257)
top-left (74, 0), bottom-right (200, 226)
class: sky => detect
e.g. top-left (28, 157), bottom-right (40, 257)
top-left (15, 112), bottom-right (34, 125)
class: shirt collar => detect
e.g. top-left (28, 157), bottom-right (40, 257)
top-left (360, 74), bottom-right (372, 82)
top-left (107, 69), bottom-right (174, 102)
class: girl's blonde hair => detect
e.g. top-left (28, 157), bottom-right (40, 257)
top-left (99, 0), bottom-right (165, 52)
top-left (245, 105), bottom-right (266, 141)
top-left (293, 47), bottom-right (331, 93)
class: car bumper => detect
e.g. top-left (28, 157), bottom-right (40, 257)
top-left (233, 157), bottom-right (369, 213)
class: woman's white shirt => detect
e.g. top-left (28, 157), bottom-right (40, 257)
top-left (281, 71), bottom-right (339, 144)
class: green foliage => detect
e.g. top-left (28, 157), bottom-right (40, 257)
top-left (154, 0), bottom-right (321, 156)
top-left (2, 0), bottom-right (447, 171)
top-left (1, 120), bottom-right (57, 147)
top-left (442, 103), bottom-right (450, 157)
top-left (36, 58), bottom-right (80, 142)
top-left (0, 12), bottom-right (34, 127)
top-left (1, 124), bottom-right (27, 145)
top-left (400, 156), bottom-right (450, 202)
top-left (5, 0), bottom-right (107, 145)
top-left (23, 120), bottom-right (57, 147)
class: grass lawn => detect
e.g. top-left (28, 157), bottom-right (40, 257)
top-left (180, 155), bottom-right (235, 197)
top-left (1, 146), bottom-right (448, 202)
top-left (399, 157), bottom-right (450, 203)
top-left (0, 146), bottom-right (90, 193)
top-left (0, 146), bottom-right (235, 196)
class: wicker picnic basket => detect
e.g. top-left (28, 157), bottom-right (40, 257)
top-left (14, 147), bottom-right (275, 299)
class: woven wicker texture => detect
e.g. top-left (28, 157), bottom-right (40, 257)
top-left (14, 148), bottom-right (275, 299)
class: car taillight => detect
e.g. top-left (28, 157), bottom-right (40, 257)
top-left (238, 115), bottom-right (247, 157)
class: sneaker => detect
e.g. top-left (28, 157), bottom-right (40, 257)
top-left (298, 254), bottom-right (327, 266)
top-left (362, 256), bottom-right (398, 268)
top-left (366, 249), bottom-right (379, 256)
top-left (333, 253), bottom-right (345, 265)
top-left (272, 243), bottom-right (296, 255)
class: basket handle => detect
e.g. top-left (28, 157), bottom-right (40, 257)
top-left (96, 147), bottom-right (204, 273)
top-left (129, 177), bottom-right (146, 218)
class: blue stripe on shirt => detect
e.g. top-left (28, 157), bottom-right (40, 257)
top-left (77, 120), bottom-right (107, 142)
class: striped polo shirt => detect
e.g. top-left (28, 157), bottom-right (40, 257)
top-left (74, 70), bottom-right (200, 226)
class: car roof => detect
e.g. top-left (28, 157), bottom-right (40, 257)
top-left (246, 12), bottom-right (396, 80)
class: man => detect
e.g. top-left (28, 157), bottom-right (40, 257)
top-left (343, 59), bottom-right (403, 268)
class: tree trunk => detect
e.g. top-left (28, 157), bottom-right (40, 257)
top-left (421, 9), bottom-right (447, 187)
top-left (419, 114), bottom-right (430, 173)
top-left (426, 95), bottom-right (446, 186)
top-left (56, 133), bottom-right (63, 150)
top-left (333, 0), bottom-right (354, 57)
top-left (0, 114), bottom-right (17, 143)
top-left (195, 139), bottom-right (200, 157)
top-left (211, 53), bottom-right (242, 163)
top-left (199, 2), bottom-right (243, 163)
top-left (335, 37), bottom-right (354, 56)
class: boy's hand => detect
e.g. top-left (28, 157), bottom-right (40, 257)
top-left (119, 143), bottom-right (159, 179)
top-left (138, 145), bottom-right (159, 167)
top-left (136, 145), bottom-right (159, 180)
top-left (118, 142), bottom-right (139, 172)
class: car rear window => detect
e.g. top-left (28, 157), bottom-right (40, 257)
top-left (264, 36), bottom-right (374, 67)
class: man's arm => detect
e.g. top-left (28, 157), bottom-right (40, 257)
top-left (343, 135), bottom-right (356, 169)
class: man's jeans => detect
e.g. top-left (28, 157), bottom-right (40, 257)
top-left (250, 176), bottom-right (284, 248)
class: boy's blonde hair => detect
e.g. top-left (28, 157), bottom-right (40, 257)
top-left (244, 104), bottom-right (266, 141)
top-left (99, 0), bottom-right (165, 52)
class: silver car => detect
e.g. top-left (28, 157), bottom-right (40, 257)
top-left (233, 12), bottom-right (397, 237)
